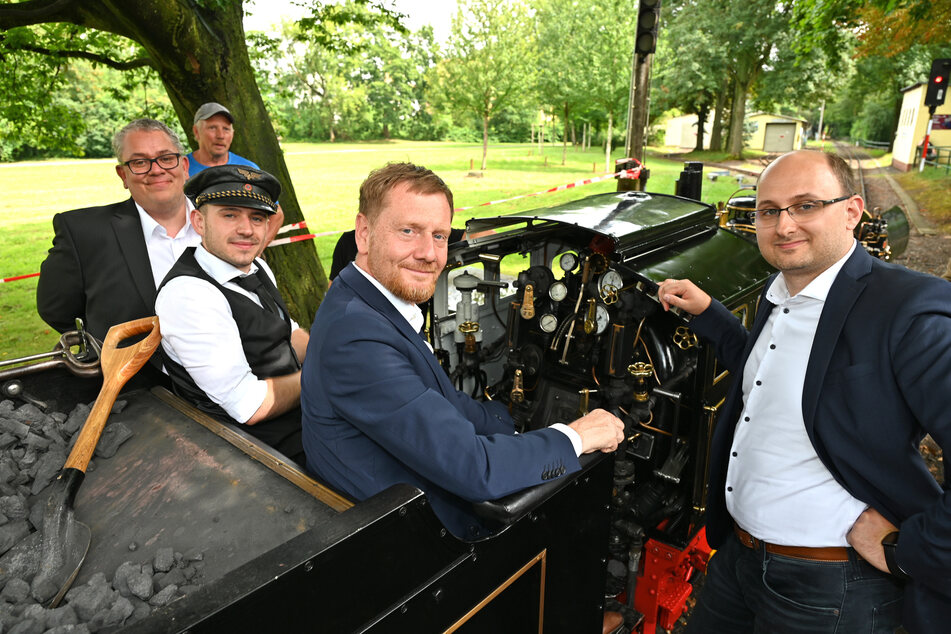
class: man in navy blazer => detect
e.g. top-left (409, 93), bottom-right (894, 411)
top-left (659, 150), bottom-right (951, 633)
top-left (301, 162), bottom-right (624, 540)
top-left (37, 118), bottom-right (199, 345)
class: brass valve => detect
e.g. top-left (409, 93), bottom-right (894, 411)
top-left (577, 387), bottom-right (598, 416)
top-left (673, 325), bottom-right (698, 350)
top-left (520, 284), bottom-right (535, 319)
top-left (628, 361), bottom-right (653, 403)
top-left (459, 320), bottom-right (480, 354)
top-left (510, 368), bottom-right (525, 404)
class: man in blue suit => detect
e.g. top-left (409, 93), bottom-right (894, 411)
top-left (301, 162), bottom-right (624, 541)
top-left (659, 150), bottom-right (951, 633)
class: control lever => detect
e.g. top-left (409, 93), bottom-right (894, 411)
top-left (510, 369), bottom-right (525, 403)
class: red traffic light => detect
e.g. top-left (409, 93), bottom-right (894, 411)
top-left (937, 76), bottom-right (945, 84)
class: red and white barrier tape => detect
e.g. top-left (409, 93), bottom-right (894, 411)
top-left (1, 272), bottom-right (40, 284)
top-left (267, 233), bottom-right (317, 247)
top-left (6, 165), bottom-right (643, 281)
top-left (453, 166), bottom-right (641, 212)
top-left (276, 221), bottom-right (307, 234)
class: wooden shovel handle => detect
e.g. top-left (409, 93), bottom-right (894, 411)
top-left (64, 316), bottom-right (161, 472)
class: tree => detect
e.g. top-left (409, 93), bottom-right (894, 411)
top-left (569, 0), bottom-right (637, 171)
top-left (428, 0), bottom-right (536, 170)
top-left (536, 0), bottom-right (586, 165)
top-left (0, 0), bottom-right (399, 325)
top-left (653, 0), bottom-right (727, 152)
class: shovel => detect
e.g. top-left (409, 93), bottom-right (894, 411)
top-left (0, 316), bottom-right (161, 606)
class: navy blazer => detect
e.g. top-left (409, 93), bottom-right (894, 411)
top-left (691, 247), bottom-right (951, 631)
top-left (301, 264), bottom-right (579, 539)
top-left (37, 198), bottom-right (157, 343)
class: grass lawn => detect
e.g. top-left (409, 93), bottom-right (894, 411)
top-left (1, 140), bottom-right (745, 362)
top-left (894, 167), bottom-right (951, 231)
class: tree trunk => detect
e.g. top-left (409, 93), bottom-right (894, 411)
top-left (710, 77), bottom-right (730, 152)
top-left (728, 77), bottom-right (750, 159)
top-left (481, 115), bottom-right (489, 170)
top-left (604, 112), bottom-right (613, 173)
top-left (562, 102), bottom-right (569, 165)
top-left (382, 122), bottom-right (390, 139)
top-left (538, 120), bottom-right (544, 153)
top-left (571, 122), bottom-right (577, 147)
top-left (0, 0), bottom-right (328, 327)
top-left (695, 102), bottom-right (709, 153)
top-left (582, 123), bottom-right (587, 151)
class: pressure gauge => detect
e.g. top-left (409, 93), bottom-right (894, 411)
top-left (595, 304), bottom-right (610, 335)
top-left (558, 252), bottom-right (578, 272)
top-left (539, 313), bottom-right (558, 333)
top-left (599, 270), bottom-right (622, 295)
top-left (549, 281), bottom-right (568, 302)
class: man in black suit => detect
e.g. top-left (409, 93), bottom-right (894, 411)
top-left (37, 118), bottom-right (200, 344)
top-left (659, 150), bottom-right (951, 632)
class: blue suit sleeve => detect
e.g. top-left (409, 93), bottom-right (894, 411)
top-left (688, 299), bottom-right (750, 373)
top-left (317, 314), bottom-right (579, 502)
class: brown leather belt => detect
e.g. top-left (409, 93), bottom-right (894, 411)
top-left (733, 524), bottom-right (850, 562)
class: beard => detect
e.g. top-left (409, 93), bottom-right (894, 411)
top-left (368, 252), bottom-right (438, 303)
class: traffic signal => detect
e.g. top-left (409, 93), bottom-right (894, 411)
top-left (635, 0), bottom-right (662, 56)
top-left (924, 58), bottom-right (950, 108)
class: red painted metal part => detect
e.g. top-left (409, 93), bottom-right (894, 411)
top-left (634, 527), bottom-right (713, 632)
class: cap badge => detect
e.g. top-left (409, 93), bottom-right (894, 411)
top-left (237, 168), bottom-right (262, 180)
top-left (243, 183), bottom-right (253, 191)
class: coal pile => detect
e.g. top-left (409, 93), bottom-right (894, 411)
top-left (0, 398), bottom-right (204, 632)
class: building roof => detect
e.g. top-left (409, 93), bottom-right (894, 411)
top-left (746, 112), bottom-right (808, 124)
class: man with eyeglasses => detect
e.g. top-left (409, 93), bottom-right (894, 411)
top-left (37, 118), bottom-right (200, 346)
top-left (658, 150), bottom-right (951, 632)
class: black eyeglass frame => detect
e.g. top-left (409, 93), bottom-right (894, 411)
top-left (121, 153), bottom-right (182, 175)
top-left (747, 194), bottom-right (853, 225)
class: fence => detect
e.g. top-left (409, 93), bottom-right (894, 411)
top-left (913, 144), bottom-right (951, 174)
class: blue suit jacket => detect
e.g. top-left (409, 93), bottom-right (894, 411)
top-left (690, 247), bottom-right (951, 631)
top-left (301, 264), bottom-right (579, 539)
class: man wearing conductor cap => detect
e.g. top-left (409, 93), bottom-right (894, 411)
top-left (155, 165), bottom-right (308, 464)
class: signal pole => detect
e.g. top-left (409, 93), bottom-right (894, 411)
top-left (620, 0), bottom-right (661, 191)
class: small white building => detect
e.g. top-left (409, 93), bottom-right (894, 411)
top-left (892, 82), bottom-right (951, 171)
top-left (747, 113), bottom-right (807, 152)
top-left (664, 114), bottom-right (713, 149)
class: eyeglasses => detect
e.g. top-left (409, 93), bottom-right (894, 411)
top-left (122, 153), bottom-right (181, 174)
top-left (748, 195), bottom-right (852, 227)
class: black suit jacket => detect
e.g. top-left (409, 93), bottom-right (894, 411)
top-left (690, 247), bottom-right (951, 632)
top-left (37, 198), bottom-right (159, 343)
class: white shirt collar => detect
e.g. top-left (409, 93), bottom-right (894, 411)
top-left (135, 197), bottom-right (197, 241)
top-left (195, 244), bottom-right (260, 285)
top-left (352, 262), bottom-right (425, 334)
top-left (766, 240), bottom-right (857, 304)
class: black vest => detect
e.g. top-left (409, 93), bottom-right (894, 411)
top-left (159, 248), bottom-right (301, 424)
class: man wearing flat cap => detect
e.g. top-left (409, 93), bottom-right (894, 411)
top-left (187, 101), bottom-right (284, 251)
top-left (155, 165), bottom-right (308, 464)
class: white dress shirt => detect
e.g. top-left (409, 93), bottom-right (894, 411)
top-left (352, 263), bottom-right (583, 456)
top-left (156, 245), bottom-right (299, 424)
top-left (726, 242), bottom-right (867, 546)
top-left (135, 200), bottom-right (201, 288)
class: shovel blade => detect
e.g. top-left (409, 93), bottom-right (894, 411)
top-left (0, 517), bottom-right (90, 607)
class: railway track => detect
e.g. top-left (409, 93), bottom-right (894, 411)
top-left (833, 141), bottom-right (868, 202)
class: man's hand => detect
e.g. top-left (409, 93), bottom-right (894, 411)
top-left (847, 507), bottom-right (898, 573)
top-left (568, 409), bottom-right (625, 454)
top-left (656, 278), bottom-right (712, 315)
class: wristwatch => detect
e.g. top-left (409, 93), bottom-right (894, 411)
top-left (881, 531), bottom-right (911, 581)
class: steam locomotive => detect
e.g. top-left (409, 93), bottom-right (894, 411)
top-left (2, 166), bottom-right (907, 633)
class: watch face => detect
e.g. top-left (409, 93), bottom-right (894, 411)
top-left (539, 313), bottom-right (558, 333)
top-left (558, 252), bottom-right (578, 272)
top-left (599, 270), bottom-right (622, 296)
top-left (594, 304), bottom-right (610, 335)
top-left (549, 281), bottom-right (567, 302)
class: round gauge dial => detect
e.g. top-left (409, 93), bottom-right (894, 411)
top-left (539, 313), bottom-right (558, 333)
top-left (549, 281), bottom-right (568, 302)
top-left (595, 304), bottom-right (610, 335)
top-left (558, 252), bottom-right (578, 272)
top-left (599, 270), bottom-right (622, 295)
